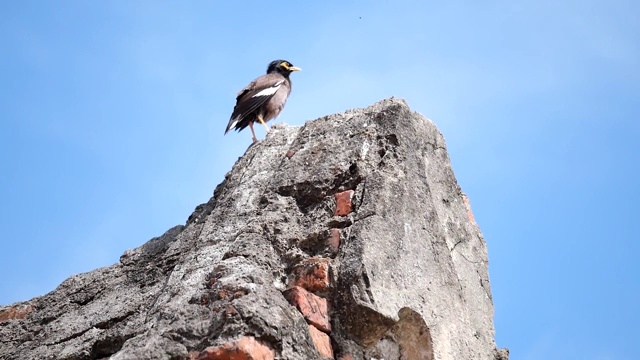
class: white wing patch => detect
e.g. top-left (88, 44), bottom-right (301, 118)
top-left (252, 80), bottom-right (284, 98)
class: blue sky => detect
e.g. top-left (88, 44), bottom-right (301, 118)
top-left (1, 1), bottom-right (638, 358)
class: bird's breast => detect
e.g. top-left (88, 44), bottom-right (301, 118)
top-left (263, 85), bottom-right (291, 121)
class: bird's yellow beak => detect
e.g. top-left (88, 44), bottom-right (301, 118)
top-left (289, 66), bottom-right (301, 71)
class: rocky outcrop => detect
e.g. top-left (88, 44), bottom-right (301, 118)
top-left (0, 98), bottom-right (508, 360)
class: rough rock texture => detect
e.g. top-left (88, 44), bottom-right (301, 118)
top-left (0, 98), bottom-right (508, 360)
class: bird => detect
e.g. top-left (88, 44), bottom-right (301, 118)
top-left (225, 60), bottom-right (301, 143)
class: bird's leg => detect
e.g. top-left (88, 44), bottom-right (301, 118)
top-left (257, 115), bottom-right (270, 133)
top-left (249, 122), bottom-right (258, 143)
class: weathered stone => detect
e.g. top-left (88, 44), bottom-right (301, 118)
top-left (495, 348), bottom-right (510, 360)
top-left (0, 98), bottom-right (507, 359)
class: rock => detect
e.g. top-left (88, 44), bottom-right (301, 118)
top-left (0, 98), bottom-right (508, 359)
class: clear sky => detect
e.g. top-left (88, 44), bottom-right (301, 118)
top-left (1, 1), bottom-right (638, 358)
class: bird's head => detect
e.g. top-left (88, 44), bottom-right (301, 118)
top-left (267, 60), bottom-right (301, 76)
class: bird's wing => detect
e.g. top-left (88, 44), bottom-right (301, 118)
top-left (225, 74), bottom-right (285, 132)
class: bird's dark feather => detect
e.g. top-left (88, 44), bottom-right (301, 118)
top-left (225, 73), bottom-right (289, 133)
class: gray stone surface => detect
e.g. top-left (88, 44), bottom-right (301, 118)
top-left (0, 98), bottom-right (507, 359)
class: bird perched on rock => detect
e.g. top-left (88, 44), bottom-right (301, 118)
top-left (225, 60), bottom-right (301, 143)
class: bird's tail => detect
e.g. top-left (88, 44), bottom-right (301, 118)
top-left (224, 119), bottom-right (239, 135)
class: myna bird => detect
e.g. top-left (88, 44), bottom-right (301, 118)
top-left (225, 60), bottom-right (301, 143)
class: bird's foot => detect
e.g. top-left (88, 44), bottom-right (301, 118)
top-left (258, 116), bottom-right (270, 133)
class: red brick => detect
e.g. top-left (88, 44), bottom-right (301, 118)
top-left (291, 257), bottom-right (331, 292)
top-left (285, 286), bottom-right (331, 333)
top-left (198, 336), bottom-right (275, 360)
top-left (225, 305), bottom-right (238, 317)
top-left (462, 194), bottom-right (476, 224)
top-left (327, 228), bottom-right (341, 253)
top-left (0, 303), bottom-right (33, 322)
top-left (232, 290), bottom-right (247, 299)
top-left (334, 190), bottom-right (355, 216)
top-left (308, 324), bottom-right (334, 358)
